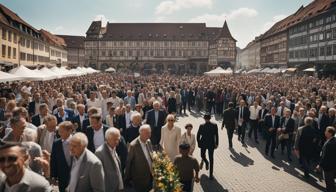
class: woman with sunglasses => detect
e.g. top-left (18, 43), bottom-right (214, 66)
top-left (159, 114), bottom-right (181, 161)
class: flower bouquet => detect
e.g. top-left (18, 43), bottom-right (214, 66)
top-left (152, 151), bottom-right (183, 192)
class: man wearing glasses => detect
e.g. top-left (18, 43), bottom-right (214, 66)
top-left (0, 140), bottom-right (51, 192)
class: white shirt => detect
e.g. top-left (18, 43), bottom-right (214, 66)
top-left (93, 127), bottom-right (105, 150)
top-left (86, 98), bottom-right (102, 109)
top-left (160, 125), bottom-right (181, 161)
top-left (125, 111), bottom-right (132, 128)
top-left (249, 105), bottom-right (261, 120)
top-left (107, 145), bottom-right (124, 190)
top-left (42, 130), bottom-right (55, 153)
top-left (101, 97), bottom-right (112, 119)
top-left (139, 139), bottom-right (152, 169)
top-left (111, 97), bottom-right (122, 108)
top-left (79, 114), bottom-right (85, 127)
top-left (68, 150), bottom-right (85, 192)
top-left (4, 168), bottom-right (29, 192)
top-left (62, 136), bottom-right (72, 166)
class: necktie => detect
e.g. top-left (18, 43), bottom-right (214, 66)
top-left (272, 116), bottom-right (275, 128)
top-left (63, 141), bottom-right (71, 166)
top-left (240, 107), bottom-right (243, 118)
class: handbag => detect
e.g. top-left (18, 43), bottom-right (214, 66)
top-left (278, 133), bottom-right (289, 140)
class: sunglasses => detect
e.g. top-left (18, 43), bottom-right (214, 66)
top-left (168, 119), bottom-right (175, 122)
top-left (0, 155), bottom-right (18, 164)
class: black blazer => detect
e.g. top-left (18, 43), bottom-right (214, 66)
top-left (71, 114), bottom-right (88, 132)
top-left (235, 106), bottom-right (250, 122)
top-left (197, 122), bottom-right (219, 149)
top-left (280, 117), bottom-right (295, 134)
top-left (116, 114), bottom-right (126, 131)
top-left (31, 114), bottom-right (42, 127)
top-left (85, 125), bottom-right (109, 152)
top-left (50, 138), bottom-right (71, 192)
top-left (319, 114), bottom-right (330, 135)
top-left (81, 118), bottom-right (90, 133)
top-left (264, 114), bottom-right (281, 134)
top-left (116, 135), bottom-right (128, 171)
top-left (320, 137), bottom-right (336, 172)
top-left (258, 108), bottom-right (269, 120)
top-left (28, 101), bottom-right (36, 116)
top-left (222, 108), bottom-right (235, 129)
top-left (145, 109), bottom-right (167, 145)
top-left (55, 113), bottom-right (72, 125)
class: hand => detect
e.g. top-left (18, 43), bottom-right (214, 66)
top-left (315, 165), bottom-right (321, 172)
top-left (221, 126), bottom-right (224, 130)
top-left (268, 128), bottom-right (273, 132)
top-left (195, 177), bottom-right (200, 183)
top-left (294, 149), bottom-right (300, 158)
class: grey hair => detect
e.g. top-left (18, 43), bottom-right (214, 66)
top-left (131, 112), bottom-right (142, 122)
top-left (304, 117), bottom-right (314, 126)
top-left (139, 124), bottom-right (151, 134)
top-left (70, 132), bottom-right (88, 147)
top-left (105, 127), bottom-right (120, 140)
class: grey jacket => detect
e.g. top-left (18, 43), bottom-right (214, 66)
top-left (0, 169), bottom-right (51, 192)
top-left (95, 143), bottom-right (123, 192)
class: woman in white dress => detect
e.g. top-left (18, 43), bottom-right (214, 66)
top-left (160, 114), bottom-right (181, 161)
top-left (180, 123), bottom-right (196, 155)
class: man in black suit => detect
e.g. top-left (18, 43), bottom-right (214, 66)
top-left (180, 88), bottom-right (188, 114)
top-left (235, 100), bottom-right (250, 145)
top-left (145, 101), bottom-right (167, 147)
top-left (258, 104), bottom-right (268, 138)
top-left (71, 104), bottom-right (87, 132)
top-left (197, 113), bottom-right (218, 180)
top-left (294, 117), bottom-right (319, 178)
top-left (55, 106), bottom-right (72, 125)
top-left (318, 106), bottom-right (330, 142)
top-left (50, 121), bottom-right (74, 192)
top-left (278, 109), bottom-right (295, 161)
top-left (81, 107), bottom-right (99, 133)
top-left (222, 102), bottom-right (236, 148)
top-left (31, 103), bottom-right (49, 127)
top-left (264, 107), bottom-right (281, 158)
top-left (85, 114), bottom-right (109, 152)
top-left (28, 92), bottom-right (41, 117)
top-left (317, 126), bottom-right (336, 192)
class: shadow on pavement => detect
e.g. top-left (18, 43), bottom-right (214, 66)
top-left (229, 148), bottom-right (254, 167)
top-left (200, 174), bottom-right (229, 192)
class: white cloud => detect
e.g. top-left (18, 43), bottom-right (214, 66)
top-left (189, 8), bottom-right (258, 27)
top-left (94, 14), bottom-right (108, 27)
top-left (54, 25), bottom-right (64, 32)
top-left (155, 0), bottom-right (213, 15)
top-left (261, 14), bottom-right (287, 33)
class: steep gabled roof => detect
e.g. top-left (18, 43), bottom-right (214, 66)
top-left (40, 29), bottom-right (66, 47)
top-left (57, 35), bottom-right (85, 49)
top-left (217, 21), bottom-right (237, 41)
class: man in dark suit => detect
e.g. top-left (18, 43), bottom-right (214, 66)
top-left (317, 126), bottom-right (336, 192)
top-left (222, 102), bottom-right (236, 148)
top-left (235, 100), bottom-right (250, 145)
top-left (264, 107), bottom-right (281, 158)
top-left (95, 128), bottom-right (124, 192)
top-left (294, 117), bottom-right (320, 178)
top-left (145, 101), bottom-right (167, 147)
top-left (318, 106), bottom-right (330, 142)
top-left (278, 109), bottom-right (295, 161)
top-left (31, 103), bottom-right (49, 127)
top-left (125, 124), bottom-right (153, 192)
top-left (55, 106), bottom-right (72, 125)
top-left (180, 88), bottom-right (188, 114)
top-left (71, 104), bottom-right (87, 132)
top-left (258, 104), bottom-right (268, 138)
top-left (85, 114), bottom-right (109, 153)
top-left (28, 92), bottom-right (41, 117)
top-left (50, 121), bottom-right (74, 192)
top-left (81, 107), bottom-right (99, 133)
top-left (197, 113), bottom-right (218, 180)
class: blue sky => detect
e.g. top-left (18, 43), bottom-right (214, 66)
top-left (0, 0), bottom-right (312, 48)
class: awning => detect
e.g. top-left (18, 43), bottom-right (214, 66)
top-left (286, 68), bottom-right (297, 72)
top-left (303, 67), bottom-right (315, 72)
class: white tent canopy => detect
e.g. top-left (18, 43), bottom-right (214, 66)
top-left (303, 67), bottom-right (315, 72)
top-left (0, 71), bottom-right (23, 82)
top-left (105, 67), bottom-right (116, 72)
top-left (9, 65), bottom-right (49, 81)
top-left (204, 67), bottom-right (233, 76)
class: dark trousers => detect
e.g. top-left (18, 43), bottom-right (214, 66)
top-left (301, 155), bottom-right (312, 177)
top-left (181, 101), bottom-right (187, 114)
top-left (265, 133), bottom-right (276, 156)
top-left (324, 170), bottom-right (336, 192)
top-left (181, 180), bottom-right (194, 192)
top-left (238, 122), bottom-right (247, 143)
top-left (280, 136), bottom-right (292, 159)
top-left (207, 102), bottom-right (215, 114)
top-left (200, 148), bottom-right (214, 177)
top-left (248, 119), bottom-right (258, 140)
top-left (226, 127), bottom-right (234, 147)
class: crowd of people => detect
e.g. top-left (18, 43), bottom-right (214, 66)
top-left (0, 72), bottom-right (335, 192)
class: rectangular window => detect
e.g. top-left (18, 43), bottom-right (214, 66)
top-left (1, 28), bottom-right (6, 40)
top-left (333, 29), bottom-right (336, 39)
top-left (20, 38), bottom-right (25, 46)
top-left (7, 31), bottom-right (11, 42)
top-left (319, 33), bottom-right (324, 41)
top-left (20, 52), bottom-right (26, 60)
top-left (333, 44), bottom-right (336, 55)
top-left (7, 46), bottom-right (11, 58)
top-left (13, 48), bottom-right (16, 59)
top-left (26, 40), bottom-right (30, 48)
top-left (326, 46), bottom-right (332, 56)
top-left (13, 33), bottom-right (17, 43)
top-left (320, 47), bottom-right (325, 56)
top-left (2, 45), bottom-right (5, 57)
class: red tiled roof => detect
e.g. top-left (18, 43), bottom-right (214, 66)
top-left (57, 35), bottom-right (85, 48)
top-left (40, 29), bottom-right (66, 47)
top-left (0, 3), bottom-right (38, 32)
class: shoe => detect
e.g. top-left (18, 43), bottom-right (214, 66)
top-left (255, 140), bottom-right (259, 144)
top-left (271, 154), bottom-right (275, 159)
top-left (200, 161), bottom-right (204, 170)
top-left (209, 176), bottom-right (214, 180)
top-left (288, 157), bottom-right (292, 162)
top-left (205, 163), bottom-right (209, 170)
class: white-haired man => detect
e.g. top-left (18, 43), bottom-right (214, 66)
top-left (145, 101), bottom-right (167, 146)
top-left (67, 132), bottom-right (105, 192)
top-left (95, 128), bottom-right (124, 192)
top-left (125, 124), bottom-right (153, 192)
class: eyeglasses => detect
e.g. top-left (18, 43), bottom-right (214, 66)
top-left (0, 155), bottom-right (18, 164)
top-left (168, 119), bottom-right (175, 122)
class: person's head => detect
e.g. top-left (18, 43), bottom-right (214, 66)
top-left (239, 100), bottom-right (245, 107)
top-left (299, 107), bottom-right (305, 116)
top-left (131, 112), bottom-right (142, 126)
top-left (56, 98), bottom-right (63, 107)
top-left (320, 106), bottom-right (327, 114)
top-left (324, 126), bottom-right (335, 140)
top-left (179, 143), bottom-right (190, 156)
top-left (185, 123), bottom-right (193, 133)
top-left (90, 114), bottom-right (102, 131)
top-left (77, 104), bottom-right (85, 115)
top-left (10, 116), bottom-right (26, 139)
top-left (90, 91), bottom-right (96, 100)
top-left (12, 107), bottom-right (28, 120)
top-left (284, 109), bottom-right (291, 118)
top-left (6, 100), bottom-right (16, 112)
top-left (0, 142), bottom-right (28, 180)
top-left (125, 104), bottom-right (131, 112)
top-left (58, 121), bottom-right (74, 140)
top-left (105, 127), bottom-right (121, 149)
top-left (0, 97), bottom-right (6, 108)
top-left (253, 101), bottom-right (258, 107)
top-left (166, 114), bottom-right (175, 125)
top-left (271, 107), bottom-right (277, 115)
top-left (127, 90), bottom-right (132, 97)
top-left (33, 92), bottom-right (41, 102)
top-left (304, 117), bottom-right (314, 126)
top-left (69, 132), bottom-right (88, 158)
top-left (109, 106), bottom-right (115, 116)
top-left (139, 124), bottom-right (151, 142)
top-left (44, 115), bottom-right (57, 132)
top-left (87, 107), bottom-right (99, 117)
top-left (328, 108), bottom-right (336, 116)
top-left (153, 101), bottom-right (160, 111)
top-left (39, 103), bottom-right (49, 116)
top-left (135, 104), bottom-right (142, 112)
top-left (204, 113), bottom-right (211, 122)
top-left (101, 90), bottom-right (108, 98)
top-left (228, 102), bottom-right (234, 109)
